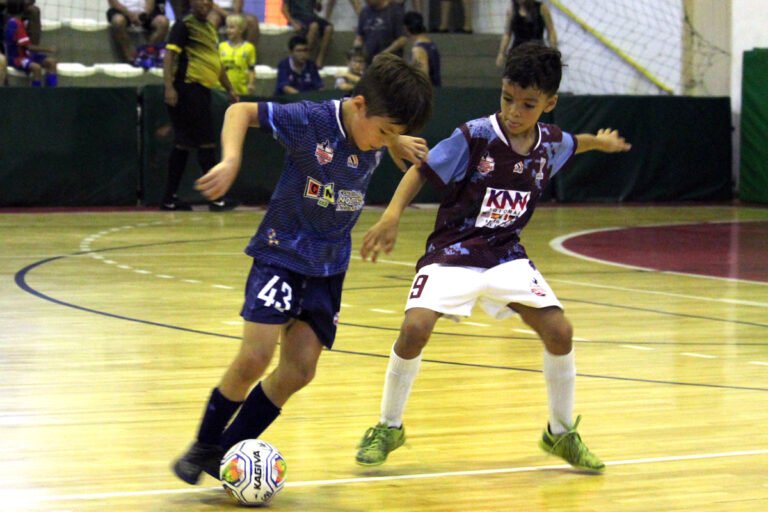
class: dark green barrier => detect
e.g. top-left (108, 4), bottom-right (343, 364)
top-left (0, 88), bottom-right (138, 206)
top-left (0, 87), bottom-right (732, 207)
top-left (552, 95), bottom-right (732, 202)
top-left (740, 49), bottom-right (768, 204)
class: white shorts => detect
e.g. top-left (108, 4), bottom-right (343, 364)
top-left (404, 260), bottom-right (562, 321)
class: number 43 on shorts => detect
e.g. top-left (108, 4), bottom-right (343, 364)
top-left (258, 275), bottom-right (293, 312)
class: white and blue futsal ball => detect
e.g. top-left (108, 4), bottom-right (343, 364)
top-left (220, 439), bottom-right (287, 506)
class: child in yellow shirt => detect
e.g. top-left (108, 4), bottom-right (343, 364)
top-left (218, 14), bottom-right (256, 95)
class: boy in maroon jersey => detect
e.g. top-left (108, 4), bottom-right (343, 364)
top-left (355, 42), bottom-right (631, 472)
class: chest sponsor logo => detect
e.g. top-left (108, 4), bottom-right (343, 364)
top-left (304, 177), bottom-right (335, 207)
top-left (347, 154), bottom-right (359, 169)
top-left (336, 189), bottom-right (364, 211)
top-left (477, 152), bottom-right (495, 174)
top-left (475, 187), bottom-right (531, 228)
top-left (315, 140), bottom-right (334, 165)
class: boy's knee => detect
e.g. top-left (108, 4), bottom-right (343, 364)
top-left (399, 318), bottom-right (433, 351)
top-left (111, 15), bottom-right (128, 29)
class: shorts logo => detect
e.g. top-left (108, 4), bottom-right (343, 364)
top-left (477, 152), bottom-right (495, 174)
top-left (475, 187), bottom-right (531, 228)
top-left (336, 189), bottom-right (364, 211)
top-left (347, 154), bottom-right (359, 169)
top-left (530, 277), bottom-right (547, 297)
top-left (304, 177), bottom-right (335, 207)
top-left (315, 140), bottom-right (334, 165)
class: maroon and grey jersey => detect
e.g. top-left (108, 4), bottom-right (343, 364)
top-left (416, 114), bottom-right (577, 271)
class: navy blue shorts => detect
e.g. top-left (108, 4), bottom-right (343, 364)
top-left (240, 261), bottom-right (345, 349)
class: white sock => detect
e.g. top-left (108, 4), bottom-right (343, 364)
top-left (543, 349), bottom-right (576, 435)
top-left (379, 343), bottom-right (422, 428)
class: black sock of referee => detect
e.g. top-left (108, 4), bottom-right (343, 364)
top-left (196, 388), bottom-right (243, 446)
top-left (162, 147), bottom-right (189, 204)
top-left (220, 383), bottom-right (281, 449)
top-left (197, 147), bottom-right (217, 175)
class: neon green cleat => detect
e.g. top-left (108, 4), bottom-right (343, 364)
top-left (539, 415), bottom-right (605, 472)
top-left (355, 423), bottom-right (406, 466)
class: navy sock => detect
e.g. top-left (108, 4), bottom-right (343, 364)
top-left (220, 383), bottom-right (281, 450)
top-left (196, 388), bottom-right (242, 446)
top-left (45, 73), bottom-right (58, 87)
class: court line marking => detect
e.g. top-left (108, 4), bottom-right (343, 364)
top-left (550, 227), bottom-right (768, 289)
top-left (25, 449), bottom-right (768, 503)
top-left (680, 352), bottom-right (718, 359)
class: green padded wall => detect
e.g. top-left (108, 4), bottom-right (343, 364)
top-left (739, 49), bottom-right (768, 204)
top-left (0, 88), bottom-right (138, 206)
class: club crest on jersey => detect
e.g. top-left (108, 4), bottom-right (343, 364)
top-left (477, 152), bottom-right (495, 174)
top-left (315, 140), bottom-right (334, 165)
top-left (513, 161), bottom-right (524, 174)
top-left (475, 187), bottom-right (531, 228)
top-left (304, 177), bottom-right (335, 207)
top-left (347, 154), bottom-right (359, 169)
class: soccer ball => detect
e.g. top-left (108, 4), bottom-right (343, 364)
top-left (220, 439), bottom-right (287, 506)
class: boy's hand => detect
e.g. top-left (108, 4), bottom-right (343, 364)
top-left (392, 135), bottom-right (428, 169)
top-left (361, 215), bottom-right (399, 263)
top-left (195, 160), bottom-right (238, 200)
top-left (596, 128), bottom-right (632, 153)
top-left (164, 85), bottom-right (178, 107)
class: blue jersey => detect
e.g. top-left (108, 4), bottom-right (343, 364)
top-left (417, 114), bottom-right (577, 270)
top-left (246, 100), bottom-right (385, 277)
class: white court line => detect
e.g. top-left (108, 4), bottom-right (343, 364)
top-left (464, 321), bottom-right (490, 327)
top-left (370, 308), bottom-right (397, 314)
top-left (749, 361), bottom-right (768, 366)
top-left (621, 344), bottom-right (655, 351)
top-left (25, 449), bottom-right (768, 503)
top-left (680, 352), bottom-right (717, 359)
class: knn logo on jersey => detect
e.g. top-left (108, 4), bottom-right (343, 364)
top-left (477, 152), bottom-right (495, 174)
top-left (304, 177), bottom-right (335, 207)
top-left (315, 140), bottom-right (334, 165)
top-left (475, 188), bottom-right (531, 228)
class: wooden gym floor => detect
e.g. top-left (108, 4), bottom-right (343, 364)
top-left (1, 204), bottom-right (767, 511)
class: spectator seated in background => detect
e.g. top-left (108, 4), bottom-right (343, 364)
top-left (335, 46), bottom-right (365, 91)
top-left (0, 0), bottom-right (40, 43)
top-left (107, 0), bottom-right (170, 65)
top-left (274, 34), bottom-right (323, 96)
top-left (218, 13), bottom-right (256, 95)
top-left (282, 0), bottom-right (334, 68)
top-left (403, 10), bottom-right (440, 87)
top-left (4, 0), bottom-right (56, 86)
top-left (323, 0), bottom-right (361, 19)
top-left (354, 0), bottom-right (406, 66)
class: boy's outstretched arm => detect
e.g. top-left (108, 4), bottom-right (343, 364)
top-left (361, 166), bottom-right (428, 262)
top-left (195, 102), bottom-right (260, 200)
top-left (575, 128), bottom-right (632, 154)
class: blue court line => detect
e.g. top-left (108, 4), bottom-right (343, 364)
top-left (13, 248), bottom-right (768, 394)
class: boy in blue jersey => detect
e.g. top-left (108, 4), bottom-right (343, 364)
top-left (355, 43), bottom-right (631, 472)
top-left (171, 52), bottom-right (433, 485)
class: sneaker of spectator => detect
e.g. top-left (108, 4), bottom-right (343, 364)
top-left (107, 0), bottom-right (170, 64)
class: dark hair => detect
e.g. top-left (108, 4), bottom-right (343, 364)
top-left (288, 35), bottom-right (308, 51)
top-left (403, 11), bottom-right (426, 35)
top-left (346, 47), bottom-right (366, 61)
top-left (503, 42), bottom-right (562, 96)
top-left (351, 53), bottom-right (432, 134)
